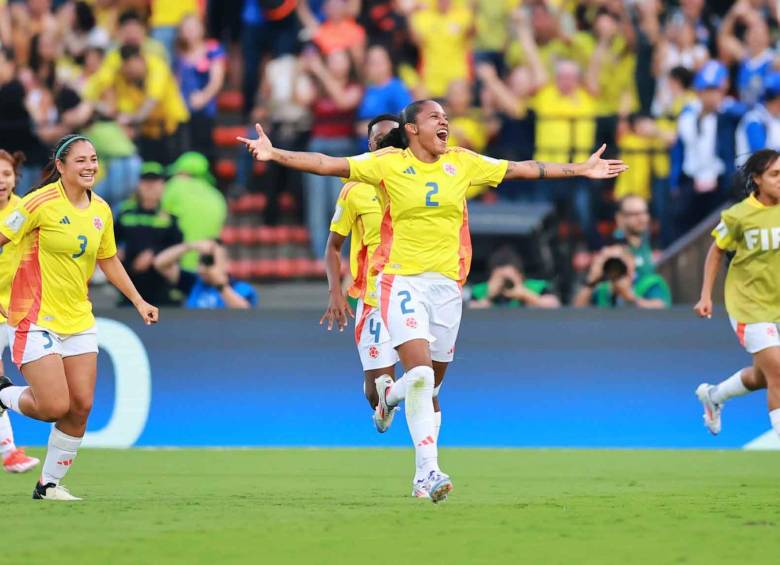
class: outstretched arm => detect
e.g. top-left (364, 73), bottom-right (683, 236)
top-left (504, 144), bottom-right (628, 181)
top-left (238, 124), bottom-right (350, 177)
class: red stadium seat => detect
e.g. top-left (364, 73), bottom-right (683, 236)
top-left (217, 90), bottom-right (243, 113)
top-left (215, 159), bottom-right (237, 182)
top-left (253, 161), bottom-right (267, 176)
top-left (220, 226), bottom-right (240, 245)
top-left (213, 126), bottom-right (247, 148)
top-left (277, 192), bottom-right (297, 213)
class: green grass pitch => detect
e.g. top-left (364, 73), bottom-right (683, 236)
top-left (4, 448), bottom-right (780, 565)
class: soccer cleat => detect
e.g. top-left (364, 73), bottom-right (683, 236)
top-left (0, 375), bottom-right (12, 415)
top-left (373, 405), bottom-right (399, 433)
top-left (411, 477), bottom-right (431, 499)
top-left (696, 383), bottom-right (722, 435)
top-left (421, 470), bottom-right (453, 504)
top-left (32, 481), bottom-right (82, 501)
top-left (374, 375), bottom-right (395, 431)
top-left (3, 448), bottom-right (40, 473)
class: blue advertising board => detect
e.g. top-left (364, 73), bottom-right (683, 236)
top-left (2, 309), bottom-right (771, 449)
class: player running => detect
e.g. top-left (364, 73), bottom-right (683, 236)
top-left (239, 99), bottom-right (627, 502)
top-left (321, 114), bottom-right (402, 434)
top-left (0, 149), bottom-right (40, 474)
top-left (695, 149), bottom-right (780, 437)
top-left (0, 134), bottom-right (158, 501)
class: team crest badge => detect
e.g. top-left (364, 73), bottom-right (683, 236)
top-left (405, 317), bottom-right (418, 329)
top-left (93, 216), bottom-right (104, 230)
top-left (443, 163), bottom-right (457, 176)
top-left (368, 345), bottom-right (380, 359)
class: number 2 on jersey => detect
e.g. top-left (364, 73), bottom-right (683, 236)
top-left (72, 235), bottom-right (88, 258)
top-left (425, 182), bottom-right (439, 207)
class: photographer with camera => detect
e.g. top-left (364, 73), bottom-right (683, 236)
top-left (573, 243), bottom-right (670, 309)
top-left (468, 246), bottom-right (560, 309)
top-left (153, 239), bottom-right (257, 309)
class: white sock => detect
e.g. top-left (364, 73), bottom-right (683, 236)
top-left (387, 373), bottom-right (411, 406)
top-left (0, 385), bottom-right (28, 415)
top-left (434, 410), bottom-right (441, 443)
top-left (770, 409), bottom-right (780, 438)
top-left (404, 366), bottom-right (438, 476)
top-left (711, 370), bottom-right (750, 404)
top-left (41, 427), bottom-right (82, 486)
top-left (0, 412), bottom-right (16, 457)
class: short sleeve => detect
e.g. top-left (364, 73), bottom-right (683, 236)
top-left (712, 210), bottom-right (739, 252)
top-left (0, 202), bottom-right (40, 245)
top-left (232, 281), bottom-right (258, 306)
top-left (347, 151), bottom-right (384, 186)
top-left (463, 151), bottom-right (508, 187)
top-left (97, 209), bottom-right (118, 259)
top-left (330, 184), bottom-right (359, 237)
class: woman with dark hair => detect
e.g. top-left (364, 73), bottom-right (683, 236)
top-left (239, 98), bottom-right (626, 503)
top-left (695, 149), bottom-right (780, 440)
top-left (0, 149), bottom-right (40, 474)
top-left (174, 13), bottom-right (226, 161)
top-left (0, 135), bottom-right (158, 501)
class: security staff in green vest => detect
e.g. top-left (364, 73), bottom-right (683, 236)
top-left (115, 162), bottom-right (184, 305)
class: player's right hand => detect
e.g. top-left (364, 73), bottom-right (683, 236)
top-left (237, 124), bottom-right (274, 161)
top-left (693, 298), bottom-right (712, 319)
top-left (320, 292), bottom-right (354, 332)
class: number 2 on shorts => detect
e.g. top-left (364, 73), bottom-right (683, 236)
top-left (398, 290), bottom-right (415, 314)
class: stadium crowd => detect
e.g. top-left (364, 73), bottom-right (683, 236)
top-left (0, 0), bottom-right (777, 306)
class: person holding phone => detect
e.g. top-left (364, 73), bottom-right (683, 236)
top-left (153, 239), bottom-right (257, 309)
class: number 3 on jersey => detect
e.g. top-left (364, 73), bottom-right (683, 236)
top-left (72, 235), bottom-right (88, 258)
top-left (425, 182), bottom-right (439, 207)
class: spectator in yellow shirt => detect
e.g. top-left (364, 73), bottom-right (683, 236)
top-left (83, 44), bottom-right (189, 164)
top-left (410, 0), bottom-right (474, 98)
top-left (531, 59), bottom-right (601, 249)
top-left (150, 0), bottom-right (199, 61)
top-left (445, 79), bottom-right (496, 154)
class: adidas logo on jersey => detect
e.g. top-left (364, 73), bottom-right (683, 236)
top-left (59, 216), bottom-right (71, 225)
top-left (403, 166), bottom-right (416, 175)
top-left (745, 228), bottom-right (780, 251)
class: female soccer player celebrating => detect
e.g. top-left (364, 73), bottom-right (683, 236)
top-left (0, 149), bottom-right (40, 474)
top-left (240, 99), bottom-right (627, 502)
top-left (0, 134), bottom-right (158, 500)
top-left (695, 149), bottom-right (780, 437)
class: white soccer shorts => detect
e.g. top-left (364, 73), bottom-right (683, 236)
top-left (377, 272), bottom-right (462, 363)
top-left (354, 299), bottom-right (399, 371)
top-left (7, 322), bottom-right (98, 368)
top-left (729, 317), bottom-right (780, 354)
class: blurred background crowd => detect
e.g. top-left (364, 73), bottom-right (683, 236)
top-left (0, 0), bottom-right (775, 309)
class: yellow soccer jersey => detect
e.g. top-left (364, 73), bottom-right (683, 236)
top-left (713, 194), bottom-right (780, 323)
top-left (347, 147), bottom-right (508, 283)
top-left (330, 182), bottom-right (383, 308)
top-left (0, 181), bottom-right (117, 334)
top-left (0, 193), bottom-right (22, 324)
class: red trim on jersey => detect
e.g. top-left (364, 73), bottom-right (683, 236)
top-left (457, 202), bottom-right (472, 285)
top-left (25, 189), bottom-right (59, 213)
top-left (371, 180), bottom-right (394, 277)
top-left (10, 232), bottom-right (42, 367)
top-left (736, 322), bottom-right (746, 347)
top-left (349, 232), bottom-right (368, 300)
top-left (380, 274), bottom-right (395, 329)
top-left (339, 181), bottom-right (358, 201)
top-left (354, 304), bottom-right (372, 345)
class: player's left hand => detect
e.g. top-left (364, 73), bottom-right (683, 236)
top-left (237, 124), bottom-right (274, 161)
top-left (581, 144), bottom-right (629, 179)
top-left (320, 291), bottom-right (354, 332)
top-left (135, 301), bottom-right (159, 325)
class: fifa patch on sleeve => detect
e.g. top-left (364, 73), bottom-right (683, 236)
top-left (4, 210), bottom-right (26, 233)
top-left (351, 153), bottom-right (371, 162)
top-left (331, 204), bottom-right (345, 224)
top-left (714, 221), bottom-right (729, 240)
